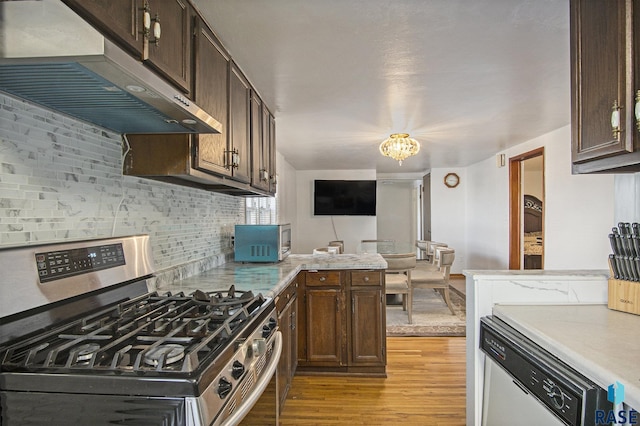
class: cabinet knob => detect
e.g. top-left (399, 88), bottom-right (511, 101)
top-left (363, 276), bottom-right (370, 282)
top-left (319, 276), bottom-right (326, 282)
top-left (611, 99), bottom-right (622, 140)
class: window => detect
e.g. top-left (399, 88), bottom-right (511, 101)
top-left (245, 197), bottom-right (277, 224)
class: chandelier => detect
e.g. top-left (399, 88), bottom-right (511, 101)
top-left (379, 133), bottom-right (420, 165)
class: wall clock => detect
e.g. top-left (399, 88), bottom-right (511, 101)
top-left (444, 173), bottom-right (460, 188)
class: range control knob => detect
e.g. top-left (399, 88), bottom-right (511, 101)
top-left (268, 318), bottom-right (277, 329)
top-left (231, 360), bottom-right (245, 379)
top-left (262, 324), bottom-right (272, 338)
top-left (217, 377), bottom-right (233, 399)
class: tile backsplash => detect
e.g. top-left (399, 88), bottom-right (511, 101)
top-left (0, 93), bottom-right (245, 275)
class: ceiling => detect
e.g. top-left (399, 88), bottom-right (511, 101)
top-left (192, 0), bottom-right (570, 174)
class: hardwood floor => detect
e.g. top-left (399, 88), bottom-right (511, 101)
top-left (278, 336), bottom-right (466, 425)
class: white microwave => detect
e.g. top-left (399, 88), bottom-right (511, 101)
top-left (234, 224), bottom-right (291, 262)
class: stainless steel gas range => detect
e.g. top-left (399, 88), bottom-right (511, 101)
top-left (0, 235), bottom-right (281, 425)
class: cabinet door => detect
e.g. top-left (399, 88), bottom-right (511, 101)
top-left (571, 0), bottom-right (633, 164)
top-left (277, 299), bottom-right (291, 410)
top-left (306, 288), bottom-right (344, 365)
top-left (268, 111), bottom-right (277, 194)
top-left (251, 92), bottom-right (270, 191)
top-left (62, 0), bottom-right (142, 59)
top-left (193, 19), bottom-right (231, 176)
top-left (350, 288), bottom-right (385, 366)
top-left (145, 0), bottom-right (191, 93)
top-left (230, 62), bottom-right (252, 183)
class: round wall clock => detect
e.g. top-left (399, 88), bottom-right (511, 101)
top-left (444, 173), bottom-right (460, 188)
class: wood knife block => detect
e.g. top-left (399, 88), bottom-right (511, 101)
top-left (608, 278), bottom-right (640, 315)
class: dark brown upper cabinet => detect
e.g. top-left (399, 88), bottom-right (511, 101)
top-left (251, 93), bottom-right (276, 193)
top-left (229, 62), bottom-right (252, 184)
top-left (571, 0), bottom-right (640, 173)
top-left (63, 0), bottom-right (192, 94)
top-left (193, 17), bottom-right (231, 177)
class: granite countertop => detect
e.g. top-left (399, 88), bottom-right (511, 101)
top-left (492, 304), bottom-right (640, 410)
top-left (155, 253), bottom-right (387, 299)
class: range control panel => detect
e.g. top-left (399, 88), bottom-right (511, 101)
top-left (35, 243), bottom-right (125, 283)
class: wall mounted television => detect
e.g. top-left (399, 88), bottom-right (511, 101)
top-left (313, 180), bottom-right (377, 216)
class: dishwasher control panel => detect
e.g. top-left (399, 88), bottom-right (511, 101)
top-left (480, 316), bottom-right (609, 426)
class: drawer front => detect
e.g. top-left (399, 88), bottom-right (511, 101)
top-left (350, 270), bottom-right (382, 287)
top-left (305, 271), bottom-right (342, 287)
top-left (276, 279), bottom-right (298, 312)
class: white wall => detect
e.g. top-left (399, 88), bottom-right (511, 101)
top-left (461, 125), bottom-right (615, 271)
top-left (615, 173), bottom-right (640, 222)
top-left (294, 170), bottom-right (377, 254)
top-left (430, 168), bottom-right (468, 272)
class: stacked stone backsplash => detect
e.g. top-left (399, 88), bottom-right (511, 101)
top-left (0, 93), bottom-right (245, 283)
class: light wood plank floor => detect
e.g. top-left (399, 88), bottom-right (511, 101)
top-left (279, 337), bottom-right (466, 425)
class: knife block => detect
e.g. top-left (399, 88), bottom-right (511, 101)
top-left (608, 278), bottom-right (640, 315)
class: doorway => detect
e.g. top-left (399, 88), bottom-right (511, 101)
top-left (509, 148), bottom-right (545, 270)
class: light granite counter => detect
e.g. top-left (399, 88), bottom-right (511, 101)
top-left (493, 304), bottom-right (640, 412)
top-left (152, 254), bottom-right (387, 298)
top-left (464, 269), bottom-right (610, 425)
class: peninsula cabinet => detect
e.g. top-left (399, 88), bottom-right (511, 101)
top-left (297, 269), bottom-right (386, 377)
top-left (63, 0), bottom-right (192, 93)
top-left (571, 0), bottom-right (640, 173)
top-left (275, 277), bottom-right (298, 412)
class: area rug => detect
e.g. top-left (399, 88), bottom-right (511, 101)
top-left (386, 287), bottom-right (466, 337)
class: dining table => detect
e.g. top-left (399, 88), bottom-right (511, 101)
top-left (356, 241), bottom-right (419, 256)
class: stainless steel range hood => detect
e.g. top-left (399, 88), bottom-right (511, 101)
top-left (0, 0), bottom-right (222, 135)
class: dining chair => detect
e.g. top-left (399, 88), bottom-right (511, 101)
top-left (415, 240), bottom-right (430, 260)
top-left (425, 241), bottom-right (448, 264)
top-left (382, 252), bottom-right (416, 324)
top-left (328, 240), bottom-right (344, 254)
top-left (410, 248), bottom-right (456, 315)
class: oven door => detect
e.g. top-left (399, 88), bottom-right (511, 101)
top-left (222, 331), bottom-right (282, 426)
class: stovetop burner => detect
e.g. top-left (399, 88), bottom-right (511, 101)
top-left (0, 285), bottom-right (268, 375)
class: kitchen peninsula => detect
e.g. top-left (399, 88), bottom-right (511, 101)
top-left (153, 252), bottom-right (389, 398)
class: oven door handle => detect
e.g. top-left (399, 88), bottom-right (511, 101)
top-left (221, 330), bottom-right (282, 426)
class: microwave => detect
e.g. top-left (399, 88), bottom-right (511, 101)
top-left (234, 224), bottom-right (291, 262)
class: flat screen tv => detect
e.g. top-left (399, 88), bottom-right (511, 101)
top-left (313, 180), bottom-right (377, 216)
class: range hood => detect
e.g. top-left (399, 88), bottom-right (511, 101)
top-left (0, 0), bottom-right (222, 135)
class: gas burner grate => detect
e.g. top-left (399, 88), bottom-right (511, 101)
top-left (0, 286), bottom-right (269, 375)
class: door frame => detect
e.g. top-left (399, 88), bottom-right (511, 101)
top-left (508, 147), bottom-right (545, 269)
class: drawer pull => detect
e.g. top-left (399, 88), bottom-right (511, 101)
top-left (363, 276), bottom-right (370, 282)
top-left (319, 276), bottom-right (326, 282)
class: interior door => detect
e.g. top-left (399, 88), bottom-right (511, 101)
top-left (509, 148), bottom-right (545, 270)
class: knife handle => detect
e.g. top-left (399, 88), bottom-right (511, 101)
top-left (633, 222), bottom-right (640, 237)
top-left (628, 256), bottom-right (640, 281)
top-left (617, 255), bottom-right (630, 280)
top-left (623, 234), bottom-right (634, 256)
top-left (618, 222), bottom-right (628, 235)
top-left (614, 233), bottom-right (625, 256)
top-left (609, 233), bottom-right (618, 255)
top-left (610, 254), bottom-right (620, 279)
top-left (633, 235), bottom-right (640, 258)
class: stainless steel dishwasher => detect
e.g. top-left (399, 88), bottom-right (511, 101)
top-left (480, 316), bottom-right (611, 426)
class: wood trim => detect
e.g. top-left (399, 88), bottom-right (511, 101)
top-left (509, 147), bottom-right (544, 270)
